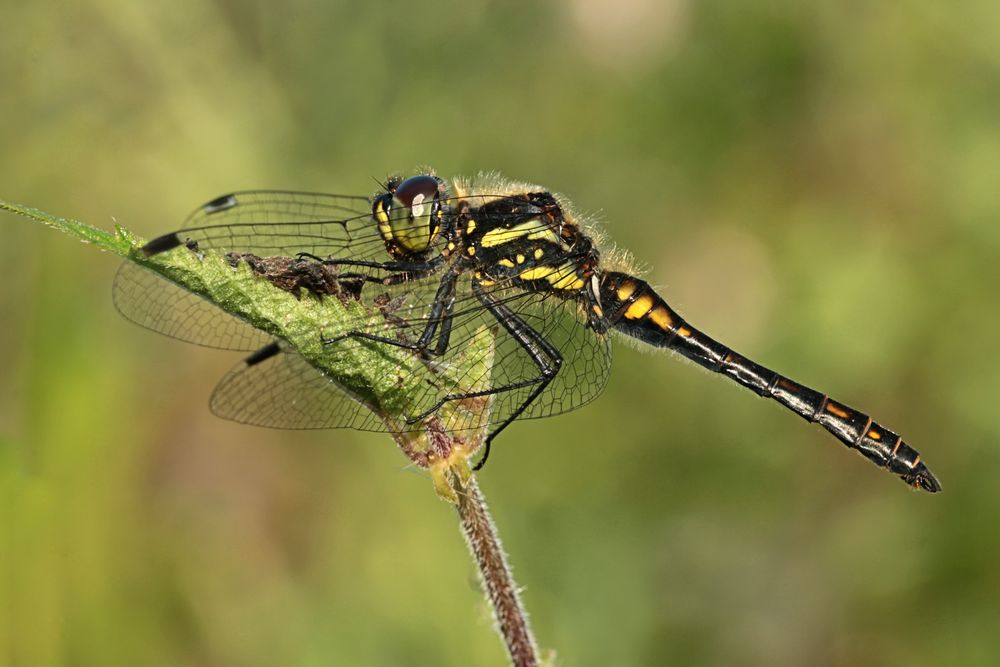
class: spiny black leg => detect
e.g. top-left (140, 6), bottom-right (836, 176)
top-left (471, 282), bottom-right (562, 470)
top-left (414, 270), bottom-right (458, 350)
top-left (300, 253), bottom-right (444, 286)
top-left (320, 255), bottom-right (446, 273)
top-left (398, 280), bottom-right (561, 470)
top-left (431, 297), bottom-right (456, 357)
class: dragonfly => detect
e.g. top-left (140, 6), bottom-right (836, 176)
top-left (115, 172), bottom-right (940, 492)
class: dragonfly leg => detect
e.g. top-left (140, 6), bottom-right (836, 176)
top-left (318, 255), bottom-right (445, 273)
top-left (320, 269), bottom-right (459, 355)
top-left (404, 280), bottom-right (563, 470)
top-left (299, 253), bottom-right (445, 286)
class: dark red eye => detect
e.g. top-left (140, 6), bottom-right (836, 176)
top-left (393, 175), bottom-right (440, 208)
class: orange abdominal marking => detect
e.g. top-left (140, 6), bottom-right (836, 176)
top-left (825, 402), bottom-right (850, 419)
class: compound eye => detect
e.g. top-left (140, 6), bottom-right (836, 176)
top-left (393, 175), bottom-right (440, 215)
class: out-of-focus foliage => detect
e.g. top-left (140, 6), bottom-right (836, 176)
top-left (2, 1), bottom-right (998, 665)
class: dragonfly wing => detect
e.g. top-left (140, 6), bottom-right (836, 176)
top-left (116, 189), bottom-right (392, 349)
top-left (209, 342), bottom-right (387, 431)
top-left (112, 261), bottom-right (271, 351)
top-left (173, 190), bottom-right (389, 261)
top-left (199, 274), bottom-right (611, 434)
top-left (442, 281), bottom-right (613, 424)
top-left (310, 273), bottom-right (613, 430)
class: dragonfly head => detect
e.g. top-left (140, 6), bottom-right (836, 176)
top-left (373, 174), bottom-right (446, 258)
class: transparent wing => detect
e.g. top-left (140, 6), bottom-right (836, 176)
top-left (184, 190), bottom-right (371, 228)
top-left (114, 189), bottom-right (382, 348)
top-left (426, 275), bottom-right (613, 425)
top-left (203, 270), bottom-right (611, 434)
top-left (210, 343), bottom-right (387, 431)
top-left (176, 189), bottom-right (389, 260)
top-left (112, 262), bottom-right (271, 351)
top-left (170, 190), bottom-right (538, 260)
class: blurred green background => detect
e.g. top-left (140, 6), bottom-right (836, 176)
top-left (2, 1), bottom-right (999, 665)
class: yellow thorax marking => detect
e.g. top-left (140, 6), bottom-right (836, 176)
top-left (551, 271), bottom-right (585, 291)
top-left (517, 266), bottom-right (553, 281)
top-left (466, 219), bottom-right (477, 234)
top-left (480, 219), bottom-right (562, 249)
top-left (518, 264), bottom-right (585, 291)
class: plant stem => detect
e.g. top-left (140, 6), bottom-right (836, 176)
top-left (455, 475), bottom-right (540, 667)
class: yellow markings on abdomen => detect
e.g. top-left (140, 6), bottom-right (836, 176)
top-left (498, 258), bottom-right (516, 268)
top-left (616, 281), bottom-right (638, 301)
top-left (624, 293), bottom-right (655, 320)
top-left (647, 305), bottom-right (674, 330)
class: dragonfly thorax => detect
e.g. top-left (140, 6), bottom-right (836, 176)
top-left (454, 190), bottom-right (600, 300)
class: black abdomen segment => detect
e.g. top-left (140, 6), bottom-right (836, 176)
top-left (598, 272), bottom-right (940, 492)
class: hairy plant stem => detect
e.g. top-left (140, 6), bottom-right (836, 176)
top-left (454, 474), bottom-right (540, 667)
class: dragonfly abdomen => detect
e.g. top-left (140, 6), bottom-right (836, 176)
top-left (598, 271), bottom-right (940, 492)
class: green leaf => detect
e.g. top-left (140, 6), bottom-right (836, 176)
top-left (1, 200), bottom-right (132, 255)
top-left (1, 198), bottom-right (494, 472)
